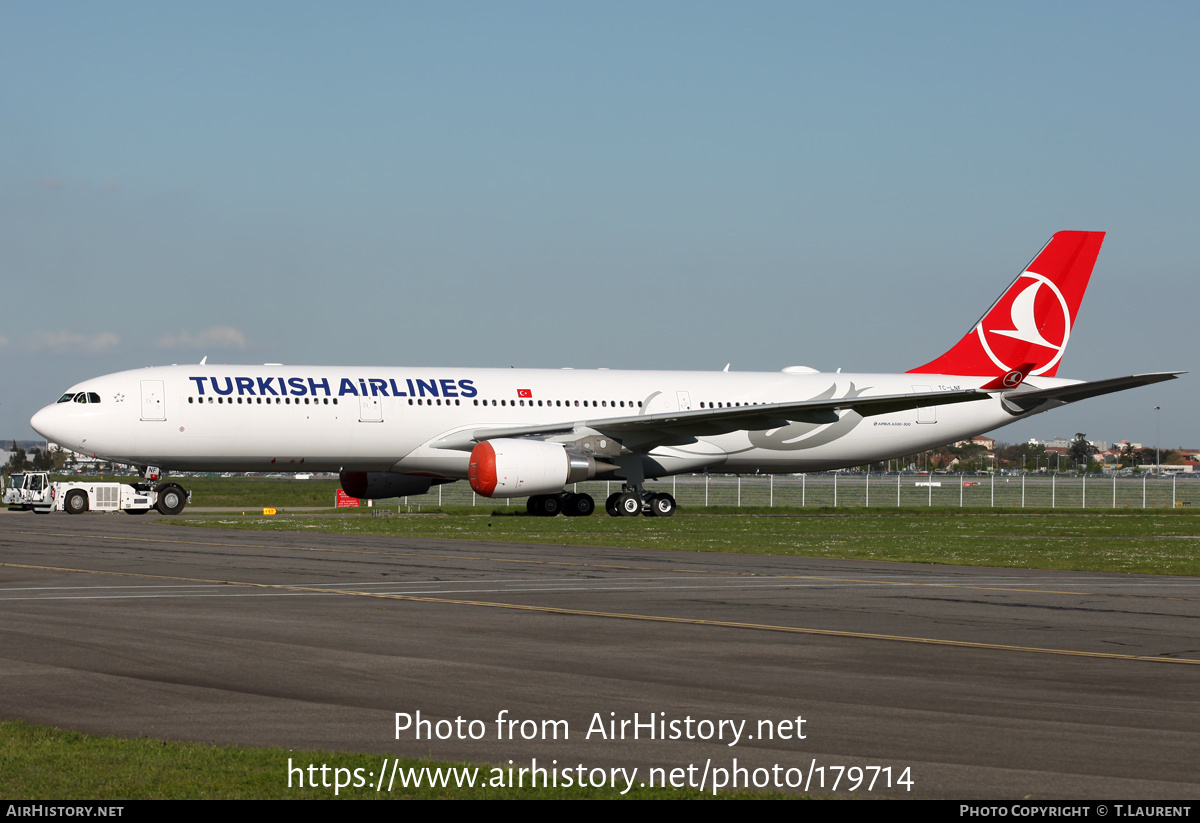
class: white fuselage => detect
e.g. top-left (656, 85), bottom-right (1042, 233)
top-left (31, 364), bottom-right (1058, 478)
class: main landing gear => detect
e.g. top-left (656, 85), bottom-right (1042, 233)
top-left (526, 492), bottom-right (595, 518)
top-left (604, 485), bottom-right (676, 518)
top-left (526, 486), bottom-right (677, 518)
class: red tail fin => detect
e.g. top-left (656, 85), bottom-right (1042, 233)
top-left (908, 231), bottom-right (1105, 378)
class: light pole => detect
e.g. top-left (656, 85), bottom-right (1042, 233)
top-left (1154, 406), bottom-right (1161, 475)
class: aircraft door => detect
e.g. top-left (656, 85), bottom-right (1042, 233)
top-left (910, 385), bottom-right (936, 424)
top-left (140, 380), bottom-right (166, 421)
top-left (677, 391), bottom-right (692, 411)
top-left (359, 396), bottom-right (382, 422)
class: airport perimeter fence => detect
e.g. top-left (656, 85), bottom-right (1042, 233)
top-left (395, 473), bottom-right (1194, 510)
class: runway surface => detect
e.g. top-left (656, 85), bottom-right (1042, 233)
top-left (2, 511), bottom-right (1198, 798)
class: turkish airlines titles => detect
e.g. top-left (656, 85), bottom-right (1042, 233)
top-left (188, 375), bottom-right (479, 399)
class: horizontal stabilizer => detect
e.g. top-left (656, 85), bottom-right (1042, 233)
top-left (1001, 372), bottom-right (1183, 413)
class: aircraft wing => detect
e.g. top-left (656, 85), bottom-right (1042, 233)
top-left (1000, 372), bottom-right (1184, 413)
top-left (432, 388), bottom-right (989, 451)
top-left (584, 388), bottom-right (988, 437)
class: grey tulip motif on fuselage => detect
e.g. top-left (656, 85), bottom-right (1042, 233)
top-left (735, 382), bottom-right (870, 453)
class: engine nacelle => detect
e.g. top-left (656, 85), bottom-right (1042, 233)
top-left (468, 439), bottom-right (598, 498)
top-left (339, 471), bottom-right (434, 500)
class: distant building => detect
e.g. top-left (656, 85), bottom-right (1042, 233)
top-left (954, 436), bottom-right (995, 449)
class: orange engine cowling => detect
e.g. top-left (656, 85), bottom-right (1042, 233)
top-left (468, 439), bottom-right (598, 498)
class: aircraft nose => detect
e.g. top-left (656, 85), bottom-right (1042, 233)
top-left (30, 405), bottom-right (52, 438)
top-left (30, 404), bottom-right (67, 444)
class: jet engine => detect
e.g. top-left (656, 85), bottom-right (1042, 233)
top-left (339, 471), bottom-right (436, 499)
top-left (468, 439), bottom-right (607, 498)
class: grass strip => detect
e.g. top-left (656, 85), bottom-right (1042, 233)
top-left (0, 720), bottom-right (781, 799)
top-left (170, 508), bottom-right (1200, 576)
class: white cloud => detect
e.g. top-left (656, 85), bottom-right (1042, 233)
top-left (29, 331), bottom-right (120, 353)
top-left (155, 326), bottom-right (247, 350)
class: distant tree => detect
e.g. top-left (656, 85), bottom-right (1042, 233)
top-left (50, 446), bottom-right (72, 472)
top-left (994, 443), bottom-right (1027, 470)
top-left (1067, 433), bottom-right (1097, 469)
top-left (1118, 442), bottom-right (1137, 468)
top-left (1136, 447), bottom-right (1159, 468)
top-left (31, 448), bottom-right (53, 471)
top-left (5, 441), bottom-right (28, 473)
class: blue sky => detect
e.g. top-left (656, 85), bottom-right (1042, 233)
top-left (3, 2), bottom-right (1196, 449)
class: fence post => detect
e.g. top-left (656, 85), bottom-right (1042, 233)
top-left (928, 476), bottom-right (932, 507)
top-left (1173, 474), bottom-right (1177, 508)
top-left (737, 475), bottom-right (742, 508)
top-left (960, 473), bottom-right (964, 507)
top-left (1052, 473), bottom-right (1056, 508)
top-left (1143, 474), bottom-right (1146, 509)
top-left (865, 471), bottom-right (869, 508)
top-left (705, 474), bottom-right (709, 507)
top-left (896, 472), bottom-right (900, 507)
top-left (1082, 474), bottom-right (1086, 509)
top-left (990, 472), bottom-right (994, 508)
top-left (1021, 473), bottom-right (1025, 508)
top-left (1112, 473), bottom-right (1116, 508)
top-left (802, 473), bottom-right (806, 508)
top-left (769, 475), bottom-right (774, 508)
top-left (834, 472), bottom-right (838, 508)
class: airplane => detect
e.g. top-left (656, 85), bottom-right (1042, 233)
top-left (30, 231), bottom-right (1180, 518)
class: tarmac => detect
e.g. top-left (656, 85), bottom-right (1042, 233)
top-left (2, 509), bottom-right (1198, 798)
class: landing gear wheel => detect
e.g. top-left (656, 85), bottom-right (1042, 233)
top-left (65, 489), bottom-right (89, 515)
top-left (526, 495), bottom-right (543, 515)
top-left (646, 493), bottom-right (676, 518)
top-left (605, 493), bottom-right (623, 517)
top-left (539, 494), bottom-right (562, 517)
top-left (155, 484), bottom-right (187, 516)
top-left (618, 493), bottom-right (641, 517)
top-left (563, 493), bottom-right (594, 517)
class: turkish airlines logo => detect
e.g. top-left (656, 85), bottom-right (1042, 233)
top-left (517, 389), bottom-right (532, 398)
top-left (1001, 370), bottom-right (1024, 388)
top-left (975, 271), bottom-right (1071, 376)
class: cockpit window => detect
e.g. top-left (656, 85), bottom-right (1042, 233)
top-left (58, 393), bottom-right (74, 403)
top-left (88, 392), bottom-right (101, 403)
top-left (74, 393), bottom-right (87, 403)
